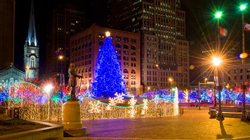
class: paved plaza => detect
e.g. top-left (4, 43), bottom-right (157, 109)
top-left (63, 107), bottom-right (250, 140)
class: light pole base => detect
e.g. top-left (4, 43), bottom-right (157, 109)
top-left (241, 111), bottom-right (248, 121)
top-left (216, 112), bottom-right (224, 121)
top-left (197, 97), bottom-right (201, 110)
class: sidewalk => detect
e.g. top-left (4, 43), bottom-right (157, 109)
top-left (63, 107), bottom-right (250, 140)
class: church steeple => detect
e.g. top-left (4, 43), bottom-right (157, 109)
top-left (24, 0), bottom-right (39, 79)
top-left (26, 0), bottom-right (37, 46)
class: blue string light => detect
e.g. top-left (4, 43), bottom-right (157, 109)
top-left (92, 37), bottom-right (125, 97)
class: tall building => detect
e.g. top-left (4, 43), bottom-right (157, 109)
top-left (70, 24), bottom-right (142, 94)
top-left (45, 7), bottom-right (90, 82)
top-left (107, 0), bottom-right (189, 91)
top-left (24, 0), bottom-right (39, 79)
top-left (0, 0), bottom-right (15, 70)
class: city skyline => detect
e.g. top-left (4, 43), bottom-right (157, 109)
top-left (1, 1), bottom-right (250, 139)
top-left (12, 0), bottom-right (250, 87)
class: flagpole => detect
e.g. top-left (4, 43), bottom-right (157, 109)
top-left (241, 10), bottom-right (247, 121)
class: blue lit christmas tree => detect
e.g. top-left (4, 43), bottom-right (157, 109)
top-left (92, 33), bottom-right (125, 97)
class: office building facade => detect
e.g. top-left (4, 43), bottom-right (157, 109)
top-left (0, 0), bottom-right (15, 70)
top-left (107, 0), bottom-right (189, 91)
top-left (70, 24), bottom-right (142, 94)
top-left (46, 7), bottom-right (90, 82)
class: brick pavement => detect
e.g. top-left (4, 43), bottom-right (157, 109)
top-left (63, 107), bottom-right (250, 140)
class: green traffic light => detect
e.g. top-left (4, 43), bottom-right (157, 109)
top-left (215, 11), bottom-right (222, 18)
top-left (240, 3), bottom-right (247, 11)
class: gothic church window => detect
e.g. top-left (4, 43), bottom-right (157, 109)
top-left (31, 57), bottom-right (35, 67)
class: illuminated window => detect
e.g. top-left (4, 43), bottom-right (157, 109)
top-left (132, 18), bottom-right (135, 22)
top-left (76, 21), bottom-right (79, 23)
top-left (30, 57), bottom-right (35, 68)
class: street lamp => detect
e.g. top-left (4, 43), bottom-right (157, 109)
top-left (204, 78), bottom-right (208, 89)
top-left (239, 3), bottom-right (248, 121)
top-left (214, 11), bottom-right (222, 56)
top-left (212, 56), bottom-right (224, 120)
top-left (26, 66), bottom-right (30, 81)
top-left (169, 78), bottom-right (173, 88)
top-left (44, 84), bottom-right (53, 93)
top-left (147, 86), bottom-right (150, 92)
top-left (156, 64), bottom-right (160, 91)
top-left (214, 11), bottom-right (224, 120)
top-left (44, 84), bottom-right (53, 121)
top-left (204, 78), bottom-right (207, 83)
top-left (58, 54), bottom-right (64, 99)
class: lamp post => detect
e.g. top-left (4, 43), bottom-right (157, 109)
top-left (58, 55), bottom-right (64, 100)
top-left (239, 3), bottom-right (248, 121)
top-left (198, 82), bottom-right (201, 110)
top-left (214, 11), bottom-right (224, 120)
top-left (212, 56), bottom-right (224, 120)
top-left (204, 78), bottom-right (207, 83)
top-left (156, 64), bottom-right (160, 91)
top-left (26, 66), bottom-right (30, 81)
top-left (44, 84), bottom-right (53, 121)
top-left (205, 77), bottom-right (207, 89)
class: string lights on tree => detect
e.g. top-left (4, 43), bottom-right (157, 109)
top-left (92, 31), bottom-right (125, 97)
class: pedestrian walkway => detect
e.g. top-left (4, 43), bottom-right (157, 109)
top-left (63, 107), bottom-right (250, 140)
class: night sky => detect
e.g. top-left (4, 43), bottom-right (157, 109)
top-left (182, 0), bottom-right (250, 83)
top-left (14, 0), bottom-right (108, 76)
top-left (14, 0), bottom-right (250, 81)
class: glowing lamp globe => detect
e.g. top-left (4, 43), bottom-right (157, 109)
top-left (44, 84), bottom-right (53, 93)
top-left (58, 55), bottom-right (64, 60)
top-left (212, 57), bottom-right (222, 66)
top-left (169, 78), bottom-right (173, 82)
top-left (189, 65), bottom-right (194, 70)
top-left (105, 31), bottom-right (111, 37)
top-left (215, 11), bottom-right (222, 18)
top-left (240, 4), bottom-right (247, 11)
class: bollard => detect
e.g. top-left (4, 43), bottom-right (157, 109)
top-left (179, 108), bottom-right (184, 116)
top-left (210, 109), bottom-right (216, 118)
